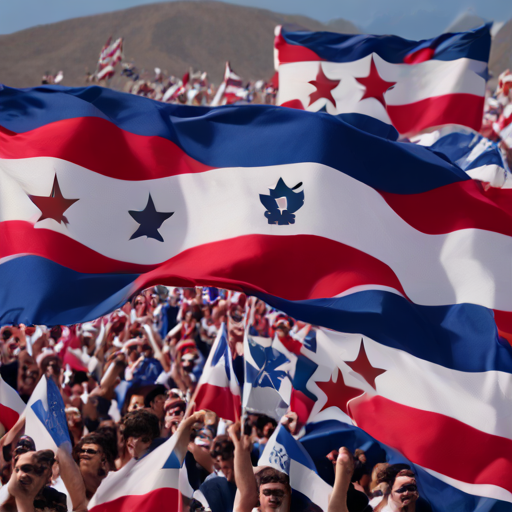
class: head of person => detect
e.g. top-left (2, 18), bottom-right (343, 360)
top-left (12, 450), bottom-right (55, 499)
top-left (255, 415), bottom-right (277, 440)
top-left (164, 398), bottom-right (186, 434)
top-left (256, 467), bottom-right (292, 512)
top-left (378, 467), bottom-right (418, 510)
top-left (144, 385), bottom-right (167, 420)
top-left (37, 351), bottom-right (62, 380)
top-left (73, 433), bottom-right (115, 479)
top-left (122, 409), bottom-right (160, 460)
top-left (127, 393), bottom-right (145, 412)
top-left (17, 349), bottom-right (40, 400)
top-left (210, 435), bottom-right (235, 482)
top-left (65, 406), bottom-right (83, 433)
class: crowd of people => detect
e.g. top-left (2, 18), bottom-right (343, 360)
top-left (0, 286), bottom-right (426, 512)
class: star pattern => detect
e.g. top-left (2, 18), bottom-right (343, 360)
top-left (345, 339), bottom-right (386, 390)
top-left (28, 175), bottom-right (79, 225)
top-left (356, 55), bottom-right (396, 107)
top-left (308, 65), bottom-right (340, 108)
top-left (129, 194), bottom-right (174, 242)
top-left (316, 368), bottom-right (363, 415)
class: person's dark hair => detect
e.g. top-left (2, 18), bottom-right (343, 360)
top-left (144, 385), bottom-right (167, 408)
top-left (255, 415), bottom-right (278, 438)
top-left (256, 467), bottom-right (291, 492)
top-left (210, 435), bottom-right (235, 461)
top-left (122, 409), bottom-right (160, 441)
top-left (377, 464), bottom-right (414, 487)
top-left (95, 426), bottom-right (119, 460)
top-left (73, 433), bottom-right (116, 468)
top-left (14, 450), bottom-right (55, 473)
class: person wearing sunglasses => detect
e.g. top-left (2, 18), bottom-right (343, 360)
top-left (72, 433), bottom-right (114, 502)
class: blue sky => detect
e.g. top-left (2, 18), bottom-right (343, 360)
top-left (0, 0), bottom-right (510, 38)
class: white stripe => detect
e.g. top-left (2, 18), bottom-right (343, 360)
top-left (90, 436), bottom-right (180, 506)
top-left (0, 376), bottom-right (25, 416)
top-left (289, 459), bottom-right (332, 510)
top-left (277, 55), bottom-right (485, 115)
top-left (421, 466), bottom-right (512, 504)
top-left (466, 164), bottom-right (508, 187)
top-left (315, 330), bottom-right (512, 440)
top-left (1, 157), bottom-right (511, 311)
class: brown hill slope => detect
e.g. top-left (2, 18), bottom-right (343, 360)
top-left (489, 19), bottom-right (512, 85)
top-left (0, 1), bottom-right (358, 87)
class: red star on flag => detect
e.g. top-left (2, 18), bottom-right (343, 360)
top-left (29, 175), bottom-right (79, 225)
top-left (308, 65), bottom-right (340, 108)
top-left (345, 339), bottom-right (386, 390)
top-left (316, 368), bottom-right (363, 415)
top-left (356, 55), bottom-right (396, 107)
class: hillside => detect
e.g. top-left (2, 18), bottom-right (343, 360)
top-left (0, 1), bottom-right (359, 87)
top-left (489, 18), bottom-right (512, 85)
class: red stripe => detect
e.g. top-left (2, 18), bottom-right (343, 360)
top-left (0, 117), bottom-right (213, 180)
top-left (0, 402), bottom-right (20, 431)
top-left (379, 180), bottom-right (512, 237)
top-left (0, 221), bottom-right (156, 273)
top-left (275, 32), bottom-right (324, 64)
top-left (350, 395), bottom-right (512, 492)
top-left (387, 94), bottom-right (484, 135)
top-left (90, 487), bottom-right (179, 512)
top-left (0, 224), bottom-right (407, 300)
top-left (129, 234), bottom-right (409, 301)
top-left (194, 383), bottom-right (241, 422)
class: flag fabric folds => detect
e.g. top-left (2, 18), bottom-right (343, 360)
top-left (275, 24), bottom-right (491, 135)
top-left (0, 375), bottom-right (25, 431)
top-left (1, 86), bottom-right (512, 340)
top-left (210, 62), bottom-right (245, 106)
top-left (193, 322), bottom-right (241, 421)
top-left (88, 433), bottom-right (183, 512)
top-left (24, 375), bottom-right (71, 452)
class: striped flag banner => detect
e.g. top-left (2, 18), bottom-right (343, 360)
top-left (275, 24), bottom-right (491, 136)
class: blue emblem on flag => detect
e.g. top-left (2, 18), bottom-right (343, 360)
top-left (260, 178), bottom-right (304, 225)
top-left (269, 441), bottom-right (290, 473)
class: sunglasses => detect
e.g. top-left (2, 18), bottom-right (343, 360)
top-left (135, 301), bottom-right (145, 306)
top-left (17, 464), bottom-right (48, 476)
top-left (395, 484), bottom-right (418, 494)
top-left (79, 448), bottom-right (99, 455)
top-left (261, 489), bottom-right (285, 498)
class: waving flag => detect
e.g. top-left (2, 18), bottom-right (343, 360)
top-left (24, 375), bottom-right (71, 452)
top-left (259, 425), bottom-right (332, 511)
top-left (415, 128), bottom-right (511, 188)
top-left (210, 62), bottom-right (245, 106)
top-left (1, 86), bottom-right (512, 339)
top-left (193, 323), bottom-right (241, 421)
top-left (96, 37), bottom-right (123, 81)
top-left (88, 433), bottom-right (183, 512)
top-left (0, 375), bottom-right (25, 431)
top-left (275, 24), bottom-right (491, 135)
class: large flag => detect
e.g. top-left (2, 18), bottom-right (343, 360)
top-left (0, 375), bottom-right (25, 431)
top-left (1, 86), bottom-right (512, 340)
top-left (275, 24), bottom-right (491, 135)
top-left (88, 432), bottom-right (183, 512)
top-left (193, 322), bottom-right (241, 421)
top-left (259, 425), bottom-right (332, 511)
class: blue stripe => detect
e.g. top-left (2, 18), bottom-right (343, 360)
top-left (2, 256), bottom-right (511, 375)
top-left (256, 291), bottom-right (512, 375)
top-left (281, 24), bottom-right (491, 64)
top-left (301, 420), bottom-right (512, 512)
top-left (428, 132), bottom-right (507, 173)
top-left (0, 255), bottom-right (139, 325)
top-left (0, 86), bottom-right (468, 194)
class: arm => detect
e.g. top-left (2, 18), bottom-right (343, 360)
top-left (328, 447), bottom-right (354, 512)
top-left (228, 422), bottom-right (258, 512)
top-left (56, 443), bottom-right (88, 512)
top-left (173, 411), bottom-right (205, 463)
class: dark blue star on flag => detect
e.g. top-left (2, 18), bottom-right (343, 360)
top-left (129, 193), bottom-right (174, 242)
